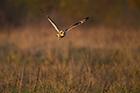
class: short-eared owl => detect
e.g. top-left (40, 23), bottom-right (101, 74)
top-left (48, 16), bottom-right (89, 39)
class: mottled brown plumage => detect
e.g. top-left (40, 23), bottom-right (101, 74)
top-left (48, 16), bottom-right (89, 39)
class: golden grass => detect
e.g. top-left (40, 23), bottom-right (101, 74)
top-left (0, 25), bottom-right (140, 93)
top-left (1, 25), bottom-right (140, 49)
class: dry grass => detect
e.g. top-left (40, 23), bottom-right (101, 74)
top-left (0, 25), bottom-right (140, 93)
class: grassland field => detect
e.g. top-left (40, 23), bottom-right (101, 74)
top-left (0, 25), bottom-right (140, 93)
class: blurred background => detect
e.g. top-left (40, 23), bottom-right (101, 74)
top-left (0, 0), bottom-right (140, 49)
top-left (0, 0), bottom-right (140, 27)
top-left (0, 0), bottom-right (140, 93)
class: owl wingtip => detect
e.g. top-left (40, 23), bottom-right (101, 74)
top-left (86, 17), bottom-right (89, 20)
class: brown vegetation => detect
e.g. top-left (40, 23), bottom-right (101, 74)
top-left (0, 26), bottom-right (140, 93)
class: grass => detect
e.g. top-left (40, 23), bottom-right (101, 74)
top-left (0, 25), bottom-right (140, 93)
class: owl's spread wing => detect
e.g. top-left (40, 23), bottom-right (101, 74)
top-left (65, 17), bottom-right (89, 32)
top-left (48, 16), bottom-right (60, 32)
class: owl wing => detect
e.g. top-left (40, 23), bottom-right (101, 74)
top-left (65, 17), bottom-right (89, 32)
top-left (48, 16), bottom-right (60, 33)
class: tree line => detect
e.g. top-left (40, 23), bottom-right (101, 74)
top-left (0, 0), bottom-right (140, 26)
